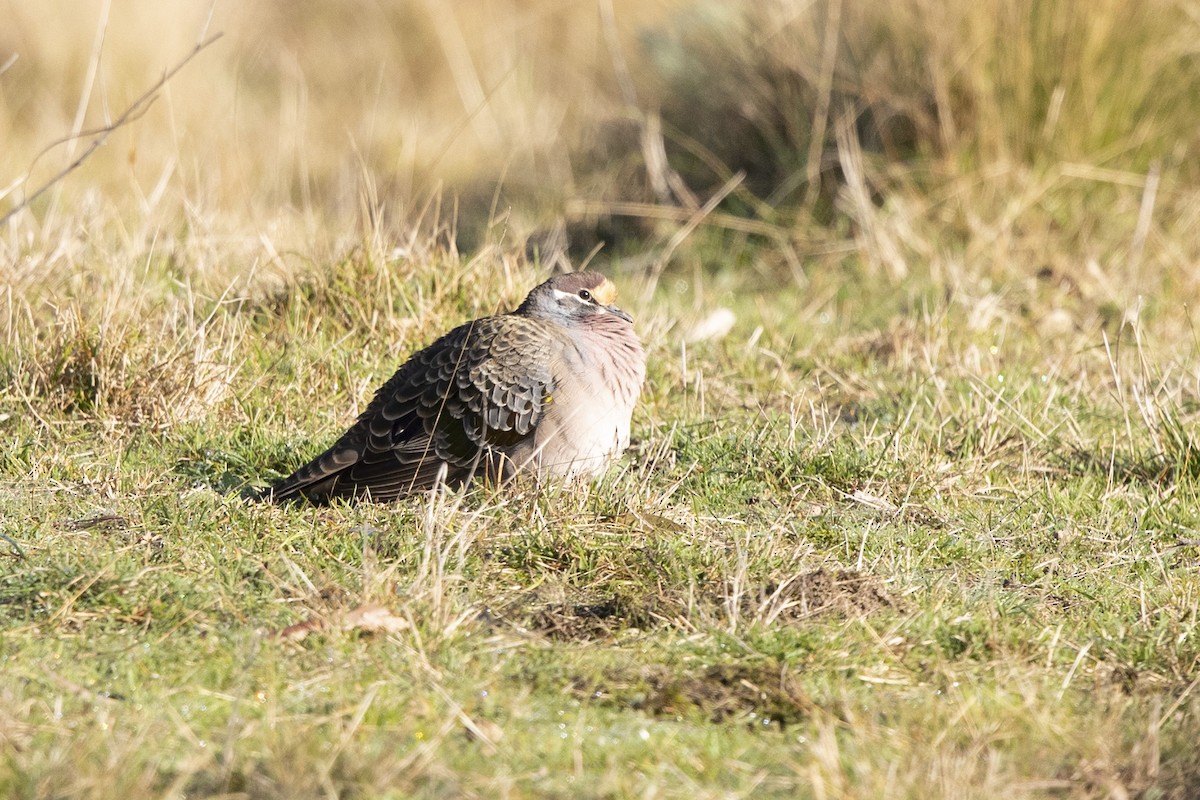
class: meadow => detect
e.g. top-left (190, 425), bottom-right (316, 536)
top-left (3, 1), bottom-right (1200, 797)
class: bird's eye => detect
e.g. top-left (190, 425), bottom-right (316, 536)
top-left (578, 289), bottom-right (592, 302)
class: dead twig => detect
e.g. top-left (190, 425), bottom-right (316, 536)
top-left (644, 170), bottom-right (746, 298)
top-left (0, 32), bottom-right (223, 227)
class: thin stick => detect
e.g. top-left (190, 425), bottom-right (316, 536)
top-left (565, 197), bottom-right (787, 239)
top-left (645, 170), bottom-right (746, 297)
top-left (43, 0), bottom-right (111, 231)
top-left (0, 32), bottom-right (223, 227)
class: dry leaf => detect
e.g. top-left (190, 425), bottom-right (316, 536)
top-left (850, 490), bottom-right (899, 514)
top-left (277, 617), bottom-right (327, 641)
top-left (342, 603), bottom-right (410, 634)
top-left (275, 602), bottom-right (409, 641)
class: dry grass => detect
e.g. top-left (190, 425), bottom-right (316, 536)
top-left (4, 1), bottom-right (1200, 798)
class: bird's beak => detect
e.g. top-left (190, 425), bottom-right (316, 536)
top-left (606, 304), bottom-right (633, 323)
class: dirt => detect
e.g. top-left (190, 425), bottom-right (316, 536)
top-left (488, 568), bottom-right (897, 642)
top-left (572, 662), bottom-right (814, 726)
top-left (487, 584), bottom-right (665, 641)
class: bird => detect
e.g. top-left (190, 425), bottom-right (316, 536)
top-left (256, 271), bottom-right (646, 504)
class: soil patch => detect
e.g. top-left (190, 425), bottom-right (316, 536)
top-left (488, 568), bottom-right (896, 641)
top-left (573, 662), bottom-right (813, 726)
top-left (492, 586), bottom-right (665, 641)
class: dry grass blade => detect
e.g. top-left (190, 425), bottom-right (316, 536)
top-left (565, 198), bottom-right (788, 239)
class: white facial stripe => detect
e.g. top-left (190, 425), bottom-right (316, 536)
top-left (553, 288), bottom-right (592, 305)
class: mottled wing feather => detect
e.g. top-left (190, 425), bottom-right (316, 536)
top-left (265, 316), bottom-right (556, 503)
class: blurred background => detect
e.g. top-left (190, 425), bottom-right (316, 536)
top-left (2, 0), bottom-right (1200, 296)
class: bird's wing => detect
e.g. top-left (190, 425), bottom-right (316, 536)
top-left (264, 315), bottom-right (557, 503)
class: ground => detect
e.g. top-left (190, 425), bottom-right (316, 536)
top-left (4, 255), bottom-right (1199, 798)
top-left (3, 1), bottom-right (1200, 798)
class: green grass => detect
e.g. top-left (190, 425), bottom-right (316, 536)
top-left (3, 249), bottom-right (1200, 798)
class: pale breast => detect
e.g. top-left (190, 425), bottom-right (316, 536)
top-left (505, 316), bottom-right (645, 479)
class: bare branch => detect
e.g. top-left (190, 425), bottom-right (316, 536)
top-left (0, 32), bottom-right (223, 227)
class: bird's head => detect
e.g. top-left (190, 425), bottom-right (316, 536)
top-left (520, 271), bottom-right (633, 325)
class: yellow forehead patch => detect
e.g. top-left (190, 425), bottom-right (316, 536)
top-left (592, 279), bottom-right (618, 306)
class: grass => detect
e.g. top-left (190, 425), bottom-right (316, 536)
top-left (5, 0), bottom-right (1200, 797)
top-left (4, 250), bottom-right (1200, 798)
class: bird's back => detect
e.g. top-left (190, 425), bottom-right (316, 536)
top-left (261, 314), bottom-right (559, 504)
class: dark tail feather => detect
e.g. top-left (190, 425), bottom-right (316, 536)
top-left (248, 436), bottom-right (365, 505)
top-left (243, 475), bottom-right (340, 505)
